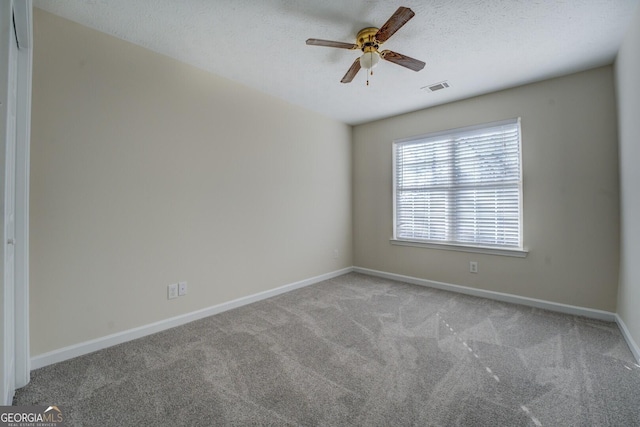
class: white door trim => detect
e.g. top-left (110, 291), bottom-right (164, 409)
top-left (2, 6), bottom-right (18, 405)
top-left (1, 0), bottom-right (31, 403)
top-left (13, 0), bottom-right (32, 390)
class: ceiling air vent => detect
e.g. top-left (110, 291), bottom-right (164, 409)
top-left (422, 81), bottom-right (451, 92)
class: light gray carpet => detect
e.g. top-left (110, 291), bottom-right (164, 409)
top-left (14, 273), bottom-right (640, 426)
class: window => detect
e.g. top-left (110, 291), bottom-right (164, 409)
top-left (393, 118), bottom-right (524, 255)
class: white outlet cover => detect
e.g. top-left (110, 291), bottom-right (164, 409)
top-left (470, 262), bottom-right (478, 273)
top-left (168, 283), bottom-right (178, 299)
top-left (178, 281), bottom-right (187, 296)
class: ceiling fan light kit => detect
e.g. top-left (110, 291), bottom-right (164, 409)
top-left (360, 50), bottom-right (380, 71)
top-left (306, 6), bottom-right (426, 85)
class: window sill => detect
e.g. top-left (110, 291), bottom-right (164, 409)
top-left (390, 239), bottom-right (529, 258)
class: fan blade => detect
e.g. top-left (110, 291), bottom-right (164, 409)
top-left (375, 7), bottom-right (415, 43)
top-left (341, 58), bottom-right (361, 83)
top-left (380, 50), bottom-right (425, 71)
top-left (306, 38), bottom-right (358, 50)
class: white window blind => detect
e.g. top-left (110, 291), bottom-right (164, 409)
top-left (393, 118), bottom-right (523, 250)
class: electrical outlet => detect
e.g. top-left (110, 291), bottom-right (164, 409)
top-left (470, 261), bottom-right (478, 274)
top-left (178, 281), bottom-right (187, 296)
top-left (168, 283), bottom-right (178, 299)
top-left (333, 249), bottom-right (339, 259)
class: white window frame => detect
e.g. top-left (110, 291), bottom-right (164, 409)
top-left (391, 118), bottom-right (527, 258)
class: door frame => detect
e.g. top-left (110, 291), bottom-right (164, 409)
top-left (13, 0), bottom-right (33, 391)
top-left (1, 0), bottom-right (32, 403)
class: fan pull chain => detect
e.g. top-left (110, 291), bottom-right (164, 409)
top-left (370, 50), bottom-right (374, 77)
top-left (366, 49), bottom-right (373, 86)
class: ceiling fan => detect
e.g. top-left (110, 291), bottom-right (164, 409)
top-left (306, 6), bottom-right (426, 85)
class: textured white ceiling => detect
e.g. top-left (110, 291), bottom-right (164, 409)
top-left (34, 0), bottom-right (639, 125)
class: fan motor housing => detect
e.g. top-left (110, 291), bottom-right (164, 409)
top-left (357, 27), bottom-right (380, 51)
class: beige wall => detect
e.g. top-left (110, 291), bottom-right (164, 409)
top-left (30, 9), bottom-right (352, 356)
top-left (615, 5), bottom-right (640, 349)
top-left (354, 67), bottom-right (620, 311)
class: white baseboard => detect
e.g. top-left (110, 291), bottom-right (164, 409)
top-left (353, 267), bottom-right (617, 322)
top-left (32, 266), bottom-right (639, 370)
top-left (615, 314), bottom-right (640, 363)
top-left (31, 267), bottom-right (354, 370)
top-left (357, 267), bottom-right (640, 363)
